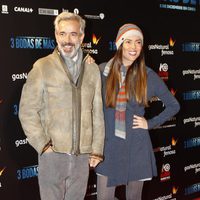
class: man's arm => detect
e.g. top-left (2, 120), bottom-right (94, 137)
top-left (89, 65), bottom-right (105, 167)
top-left (19, 63), bottom-right (50, 154)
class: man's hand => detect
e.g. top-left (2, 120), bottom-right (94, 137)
top-left (45, 146), bottom-right (53, 153)
top-left (89, 157), bottom-right (101, 168)
top-left (42, 146), bottom-right (53, 154)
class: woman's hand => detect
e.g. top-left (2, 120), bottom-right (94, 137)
top-left (132, 115), bottom-right (148, 129)
top-left (86, 55), bottom-right (95, 64)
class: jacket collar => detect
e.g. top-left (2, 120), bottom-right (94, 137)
top-left (54, 47), bottom-right (87, 88)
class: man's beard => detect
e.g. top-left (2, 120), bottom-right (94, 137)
top-left (58, 42), bottom-right (81, 59)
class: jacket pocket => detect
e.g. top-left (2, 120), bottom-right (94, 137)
top-left (47, 109), bottom-right (72, 148)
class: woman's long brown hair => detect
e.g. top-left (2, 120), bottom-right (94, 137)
top-left (105, 46), bottom-right (148, 107)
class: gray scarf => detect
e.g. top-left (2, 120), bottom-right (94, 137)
top-left (62, 48), bottom-right (83, 84)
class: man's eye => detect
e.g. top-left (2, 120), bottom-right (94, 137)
top-left (71, 33), bottom-right (78, 37)
top-left (59, 33), bottom-right (65, 36)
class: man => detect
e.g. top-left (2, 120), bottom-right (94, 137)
top-left (19, 11), bottom-right (105, 200)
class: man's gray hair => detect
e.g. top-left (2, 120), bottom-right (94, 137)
top-left (54, 12), bottom-right (86, 35)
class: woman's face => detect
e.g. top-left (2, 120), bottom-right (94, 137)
top-left (122, 35), bottom-right (142, 67)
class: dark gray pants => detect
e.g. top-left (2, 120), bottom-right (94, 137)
top-left (97, 175), bottom-right (144, 200)
top-left (38, 152), bottom-right (89, 200)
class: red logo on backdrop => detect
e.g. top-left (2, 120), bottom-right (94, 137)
top-left (160, 163), bottom-right (171, 182)
top-left (170, 88), bottom-right (177, 96)
top-left (158, 63), bottom-right (169, 81)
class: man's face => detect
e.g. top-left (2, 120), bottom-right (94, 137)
top-left (55, 19), bottom-right (84, 58)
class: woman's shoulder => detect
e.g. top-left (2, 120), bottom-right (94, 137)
top-left (146, 66), bottom-right (160, 80)
top-left (99, 58), bottom-right (114, 76)
top-left (99, 62), bottom-right (107, 73)
top-left (146, 66), bottom-right (153, 74)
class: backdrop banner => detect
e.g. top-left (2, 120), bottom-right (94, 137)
top-left (0, 0), bottom-right (200, 199)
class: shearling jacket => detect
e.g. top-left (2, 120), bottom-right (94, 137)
top-left (19, 48), bottom-right (105, 157)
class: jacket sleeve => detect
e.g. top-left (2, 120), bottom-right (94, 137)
top-left (91, 65), bottom-right (105, 159)
top-left (19, 63), bottom-right (50, 154)
top-left (147, 69), bottom-right (180, 129)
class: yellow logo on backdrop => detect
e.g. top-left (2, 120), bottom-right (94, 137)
top-left (0, 167), bottom-right (6, 176)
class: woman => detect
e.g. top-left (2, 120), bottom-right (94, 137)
top-left (95, 23), bottom-right (180, 200)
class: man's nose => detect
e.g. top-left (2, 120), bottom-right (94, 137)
top-left (63, 34), bottom-right (71, 42)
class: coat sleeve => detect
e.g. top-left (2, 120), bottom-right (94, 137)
top-left (147, 69), bottom-right (180, 129)
top-left (18, 63), bottom-right (50, 154)
top-left (91, 65), bottom-right (105, 159)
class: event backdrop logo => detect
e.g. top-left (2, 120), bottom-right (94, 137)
top-left (185, 182), bottom-right (200, 196)
top-left (182, 68), bottom-right (200, 80)
top-left (154, 137), bottom-right (177, 157)
top-left (15, 138), bottom-right (28, 147)
top-left (0, 167), bottom-right (6, 188)
top-left (14, 7), bottom-right (33, 13)
top-left (10, 36), bottom-right (55, 49)
top-left (154, 186), bottom-right (178, 200)
top-left (17, 165), bottom-right (38, 180)
top-left (159, 0), bottom-right (198, 12)
top-left (92, 34), bottom-right (101, 45)
top-left (0, 167), bottom-right (6, 177)
top-left (149, 89), bottom-right (178, 129)
top-left (184, 162), bottom-right (200, 174)
top-left (61, 7), bottom-right (105, 20)
top-left (149, 88), bottom-right (177, 105)
top-left (109, 41), bottom-right (117, 51)
top-left (159, 63), bottom-right (169, 81)
top-left (61, 8), bottom-right (80, 15)
top-left (183, 90), bottom-right (200, 101)
top-left (82, 34), bottom-right (101, 54)
top-left (154, 116), bottom-right (177, 129)
top-left (182, 42), bottom-right (200, 52)
top-left (184, 136), bottom-right (200, 149)
top-left (38, 8), bottom-right (58, 16)
top-left (12, 73), bottom-right (27, 81)
top-left (13, 104), bottom-right (19, 116)
top-left (183, 116), bottom-right (200, 127)
top-left (1, 4), bottom-right (9, 14)
top-left (148, 37), bottom-right (175, 56)
top-left (149, 87), bottom-right (177, 123)
top-left (160, 163), bottom-right (171, 182)
top-left (84, 12), bottom-right (105, 20)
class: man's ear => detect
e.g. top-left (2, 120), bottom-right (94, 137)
top-left (80, 33), bottom-right (85, 43)
top-left (54, 31), bottom-right (58, 41)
